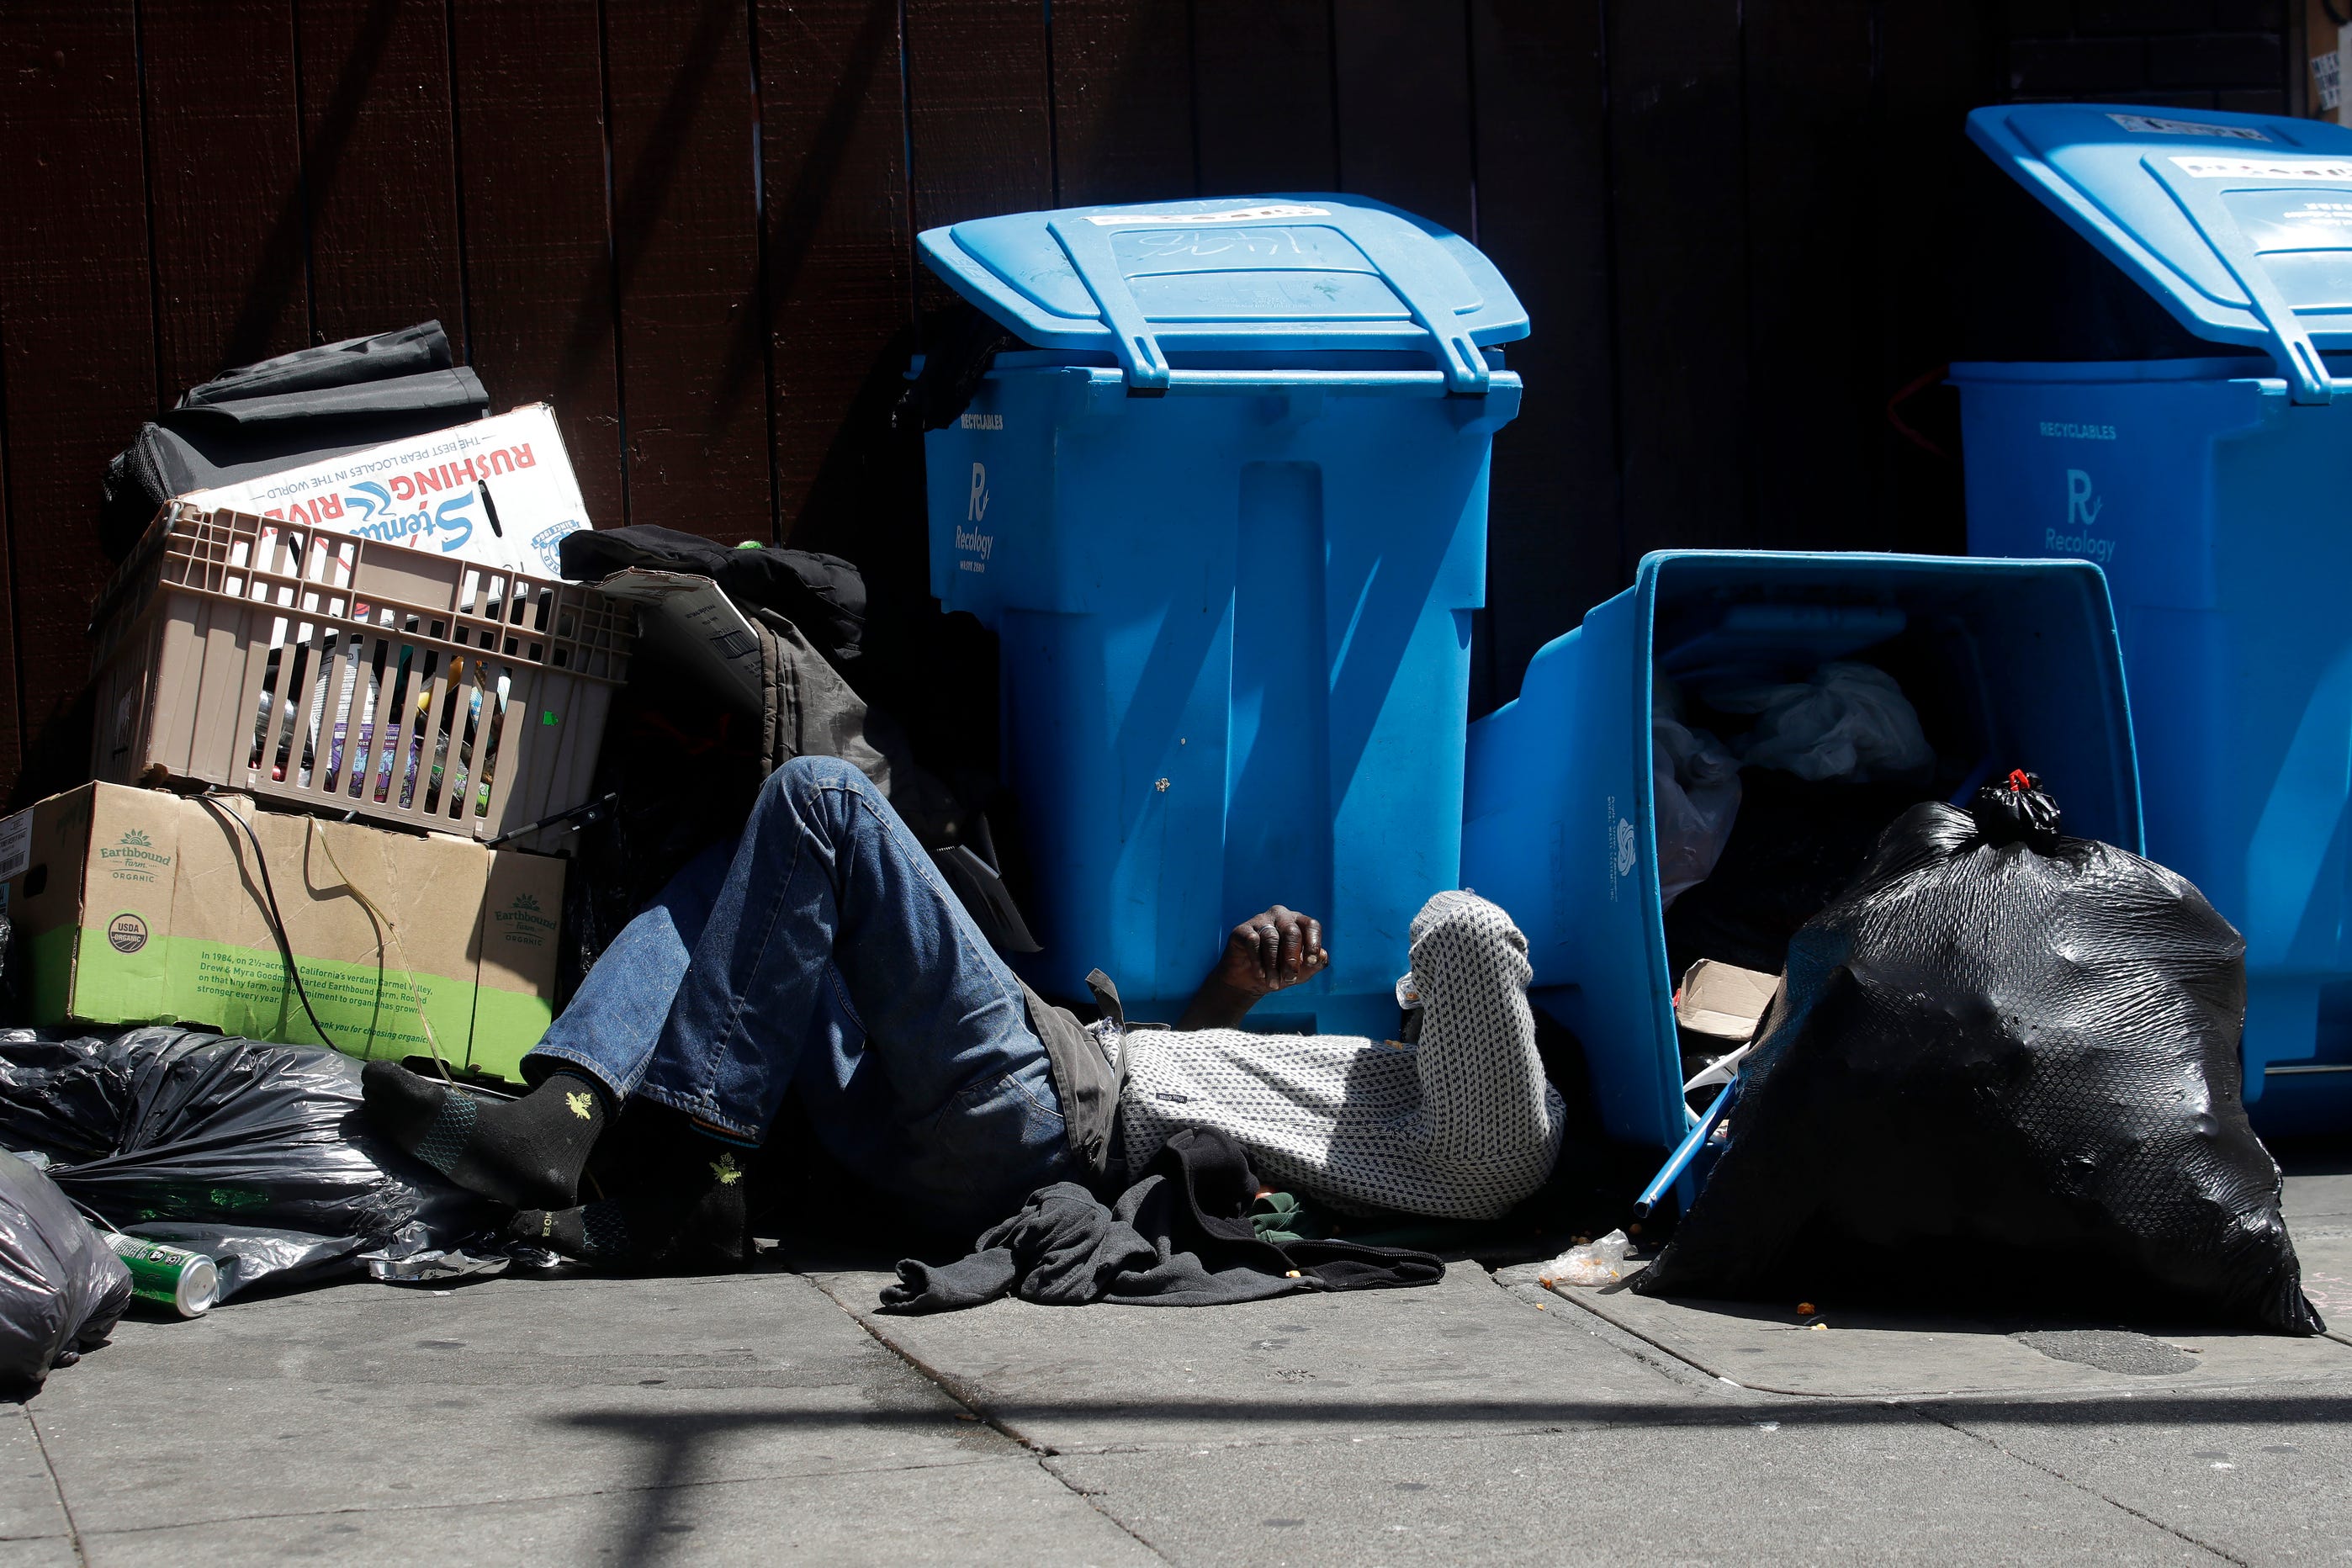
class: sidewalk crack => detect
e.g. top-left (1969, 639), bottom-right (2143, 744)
top-left (24, 1406), bottom-right (87, 1567)
top-left (1038, 1453), bottom-right (1175, 1562)
top-left (1905, 1403), bottom-right (2247, 1565)
top-left (804, 1274), bottom-right (1172, 1560)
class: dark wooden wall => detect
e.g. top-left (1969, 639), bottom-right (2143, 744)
top-left (0, 1), bottom-right (2300, 803)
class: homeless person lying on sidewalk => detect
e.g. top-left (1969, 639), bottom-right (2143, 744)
top-left (360, 756), bottom-right (1565, 1269)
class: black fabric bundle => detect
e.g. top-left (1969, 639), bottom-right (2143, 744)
top-left (100, 321), bottom-right (489, 561)
top-left (1638, 775), bottom-right (2324, 1335)
top-left (557, 524), bottom-right (868, 675)
top-left (878, 1126), bottom-right (1445, 1312)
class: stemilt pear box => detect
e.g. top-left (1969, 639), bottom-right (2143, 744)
top-left (180, 403), bottom-right (591, 578)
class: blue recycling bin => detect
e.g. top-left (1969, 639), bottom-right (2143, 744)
top-left (919, 197), bottom-right (1526, 1030)
top-left (1957, 103), bottom-right (2352, 1132)
top-left (1461, 552), bottom-right (2141, 1152)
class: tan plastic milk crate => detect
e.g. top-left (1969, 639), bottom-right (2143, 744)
top-left (89, 505), bottom-right (632, 843)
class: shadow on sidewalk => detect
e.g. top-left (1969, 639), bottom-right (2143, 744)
top-left (556, 1382), bottom-right (2352, 1562)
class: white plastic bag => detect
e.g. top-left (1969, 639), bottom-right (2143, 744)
top-left (1653, 685), bottom-right (1741, 908)
top-left (1539, 1230), bottom-right (1632, 1288)
top-left (1707, 662), bottom-right (1932, 783)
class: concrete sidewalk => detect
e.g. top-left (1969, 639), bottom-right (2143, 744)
top-left (8, 1174), bottom-right (2352, 1565)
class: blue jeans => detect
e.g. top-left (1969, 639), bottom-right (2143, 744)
top-left (528, 755), bottom-right (1074, 1232)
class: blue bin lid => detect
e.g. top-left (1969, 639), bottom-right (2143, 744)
top-left (917, 193), bottom-right (1528, 395)
top-left (1969, 103), bottom-right (2352, 402)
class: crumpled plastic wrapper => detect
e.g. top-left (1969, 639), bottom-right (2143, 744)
top-left (364, 1234), bottom-right (561, 1284)
top-left (1539, 1230), bottom-right (1631, 1288)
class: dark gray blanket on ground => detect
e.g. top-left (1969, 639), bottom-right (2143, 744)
top-left (882, 1179), bottom-right (1298, 1311)
top-left (877, 1126), bottom-right (1445, 1312)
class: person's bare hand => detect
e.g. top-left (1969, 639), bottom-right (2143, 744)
top-left (1177, 906), bottom-right (1330, 1030)
top-left (1212, 906), bottom-right (1328, 999)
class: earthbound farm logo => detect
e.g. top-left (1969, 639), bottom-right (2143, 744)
top-left (99, 827), bottom-right (171, 883)
top-left (494, 889), bottom-right (557, 946)
top-left (252, 443), bottom-right (541, 554)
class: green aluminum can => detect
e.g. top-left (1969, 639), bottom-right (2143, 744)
top-left (103, 1233), bottom-right (219, 1316)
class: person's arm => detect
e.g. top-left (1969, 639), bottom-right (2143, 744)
top-left (1403, 893), bottom-right (1556, 1170)
top-left (1175, 905), bottom-right (1329, 1030)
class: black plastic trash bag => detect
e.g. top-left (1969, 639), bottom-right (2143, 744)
top-left (0, 1029), bottom-right (496, 1295)
top-left (114, 1223), bottom-right (368, 1304)
top-left (1636, 775), bottom-right (2324, 1335)
top-left (0, 1149), bottom-right (132, 1397)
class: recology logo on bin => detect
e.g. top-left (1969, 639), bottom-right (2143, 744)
top-left (2045, 466), bottom-right (2117, 564)
top-left (955, 462), bottom-right (994, 574)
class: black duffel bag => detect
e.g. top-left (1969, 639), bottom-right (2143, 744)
top-left (99, 320), bottom-right (488, 561)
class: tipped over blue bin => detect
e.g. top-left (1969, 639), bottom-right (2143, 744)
top-left (1958, 103), bottom-right (2352, 1132)
top-left (919, 196), bottom-right (1526, 1030)
top-left (1461, 552), bottom-right (2141, 1153)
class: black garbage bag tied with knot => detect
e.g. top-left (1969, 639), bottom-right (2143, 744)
top-left (1637, 771), bottom-right (2324, 1335)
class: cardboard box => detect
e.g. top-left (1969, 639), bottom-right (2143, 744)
top-left (180, 404), bottom-right (591, 577)
top-left (1673, 959), bottom-right (1778, 1044)
top-left (2308, 2), bottom-right (2349, 125)
top-left (0, 783), bottom-right (563, 1082)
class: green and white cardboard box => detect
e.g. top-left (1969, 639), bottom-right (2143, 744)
top-left (0, 782), bottom-right (563, 1081)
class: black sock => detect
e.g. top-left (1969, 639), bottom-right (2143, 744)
top-left (508, 1201), bottom-right (634, 1261)
top-left (508, 1101), bottom-right (749, 1270)
top-left (506, 1185), bottom-right (747, 1272)
top-left (361, 1061), bottom-right (607, 1210)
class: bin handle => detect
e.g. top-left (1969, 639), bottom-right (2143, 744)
top-left (1044, 210), bottom-right (1492, 396)
top-left (1046, 216), bottom-right (1172, 392)
top-left (1158, 368), bottom-right (1452, 394)
top-left (2144, 154), bottom-right (2338, 406)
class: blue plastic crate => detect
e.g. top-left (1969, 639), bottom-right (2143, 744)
top-left (1961, 103), bottom-right (2352, 1131)
top-left (1462, 551), bottom-right (2141, 1152)
top-left (919, 196), bottom-right (1528, 1029)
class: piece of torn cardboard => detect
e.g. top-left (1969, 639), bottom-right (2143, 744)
top-left (179, 404), bottom-right (590, 578)
top-left (1675, 958), bottom-right (1779, 1042)
top-left (0, 783), bottom-right (562, 1081)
